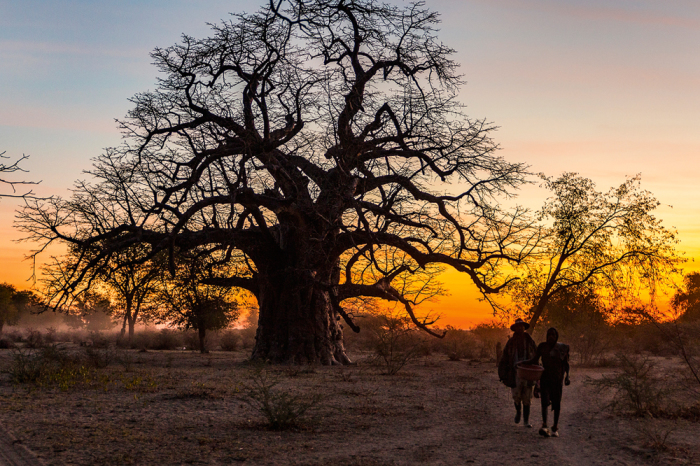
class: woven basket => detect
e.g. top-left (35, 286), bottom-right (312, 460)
top-left (516, 363), bottom-right (544, 382)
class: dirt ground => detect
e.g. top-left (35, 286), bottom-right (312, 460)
top-left (0, 347), bottom-right (698, 466)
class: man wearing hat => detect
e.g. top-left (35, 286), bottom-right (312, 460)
top-left (498, 318), bottom-right (537, 427)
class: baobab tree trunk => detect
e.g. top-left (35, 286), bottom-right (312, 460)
top-left (251, 267), bottom-right (350, 365)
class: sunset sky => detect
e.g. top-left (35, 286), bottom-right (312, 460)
top-left (1, 0), bottom-right (698, 328)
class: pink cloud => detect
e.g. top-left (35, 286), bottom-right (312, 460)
top-left (0, 40), bottom-right (148, 59)
top-left (471, 0), bottom-right (700, 29)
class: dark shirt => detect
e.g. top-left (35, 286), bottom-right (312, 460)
top-left (498, 332), bottom-right (537, 387)
top-left (532, 342), bottom-right (570, 386)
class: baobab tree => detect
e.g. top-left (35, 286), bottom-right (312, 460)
top-left (18, 0), bottom-right (531, 364)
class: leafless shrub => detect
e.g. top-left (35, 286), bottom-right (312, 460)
top-left (240, 367), bottom-right (322, 430)
top-left (82, 345), bottom-right (116, 369)
top-left (631, 420), bottom-right (676, 452)
top-left (372, 314), bottom-right (421, 375)
top-left (25, 328), bottom-right (45, 348)
top-left (3, 329), bottom-right (23, 342)
top-left (588, 354), bottom-right (668, 417)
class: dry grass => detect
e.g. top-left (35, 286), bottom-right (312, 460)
top-left (0, 345), bottom-right (698, 465)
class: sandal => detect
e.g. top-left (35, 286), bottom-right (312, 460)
top-left (538, 427), bottom-right (550, 437)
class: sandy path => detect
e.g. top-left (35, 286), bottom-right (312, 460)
top-left (465, 368), bottom-right (644, 466)
top-left (0, 424), bottom-right (44, 466)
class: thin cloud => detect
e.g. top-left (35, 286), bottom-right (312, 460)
top-left (471, 0), bottom-right (700, 29)
top-left (0, 40), bottom-right (149, 59)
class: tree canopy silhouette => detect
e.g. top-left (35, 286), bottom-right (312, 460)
top-left (18, 0), bottom-right (530, 364)
top-left (505, 173), bottom-right (682, 331)
top-left (672, 272), bottom-right (700, 322)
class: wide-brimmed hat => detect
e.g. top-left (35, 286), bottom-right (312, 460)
top-left (510, 318), bottom-right (530, 331)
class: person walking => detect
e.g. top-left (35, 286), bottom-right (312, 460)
top-left (498, 318), bottom-right (537, 427)
top-left (525, 327), bottom-right (570, 437)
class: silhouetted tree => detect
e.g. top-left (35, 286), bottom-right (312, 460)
top-left (0, 283), bottom-right (20, 334)
top-left (0, 152), bottom-right (39, 199)
top-left (45, 246), bottom-right (164, 344)
top-left (0, 283), bottom-right (39, 333)
top-left (18, 0), bottom-right (531, 363)
top-left (672, 272), bottom-right (700, 322)
top-left (156, 253), bottom-right (239, 353)
top-left (507, 173), bottom-right (682, 331)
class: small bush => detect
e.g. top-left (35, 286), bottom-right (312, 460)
top-left (239, 327), bottom-right (257, 349)
top-left (44, 327), bottom-right (58, 344)
top-left (4, 329), bottom-right (24, 342)
top-left (438, 329), bottom-right (479, 361)
top-left (182, 330), bottom-right (201, 351)
top-left (9, 347), bottom-right (46, 384)
top-left (9, 345), bottom-right (91, 390)
top-left (25, 328), bottom-right (45, 348)
top-left (83, 345), bottom-right (116, 369)
top-left (219, 330), bottom-right (239, 351)
top-left (588, 354), bottom-right (667, 417)
top-left (88, 331), bottom-right (110, 348)
top-left (0, 338), bottom-right (16, 349)
top-left (372, 314), bottom-right (421, 375)
top-left (132, 329), bottom-right (183, 351)
top-left (241, 368), bottom-right (322, 430)
top-left (632, 420), bottom-right (676, 451)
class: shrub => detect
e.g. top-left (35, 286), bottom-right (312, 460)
top-left (132, 329), bottom-right (183, 351)
top-left (83, 345), bottom-right (116, 369)
top-left (9, 347), bottom-right (46, 384)
top-left (438, 329), bottom-right (479, 361)
top-left (9, 345), bottom-right (91, 390)
top-left (241, 368), bottom-right (322, 430)
top-left (0, 338), bottom-right (15, 349)
top-left (4, 329), bottom-right (24, 342)
top-left (372, 314), bottom-right (421, 374)
top-left (472, 321), bottom-right (509, 361)
top-left (239, 327), bottom-right (257, 349)
top-left (181, 330), bottom-right (200, 351)
top-left (219, 329), bottom-right (239, 351)
top-left (25, 328), bottom-right (44, 348)
top-left (588, 354), bottom-right (667, 417)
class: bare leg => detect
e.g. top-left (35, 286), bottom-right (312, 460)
top-left (539, 394), bottom-right (550, 437)
top-left (552, 406), bottom-right (560, 431)
top-left (541, 401), bottom-right (548, 427)
top-left (523, 405), bottom-right (531, 427)
top-left (514, 402), bottom-right (521, 423)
